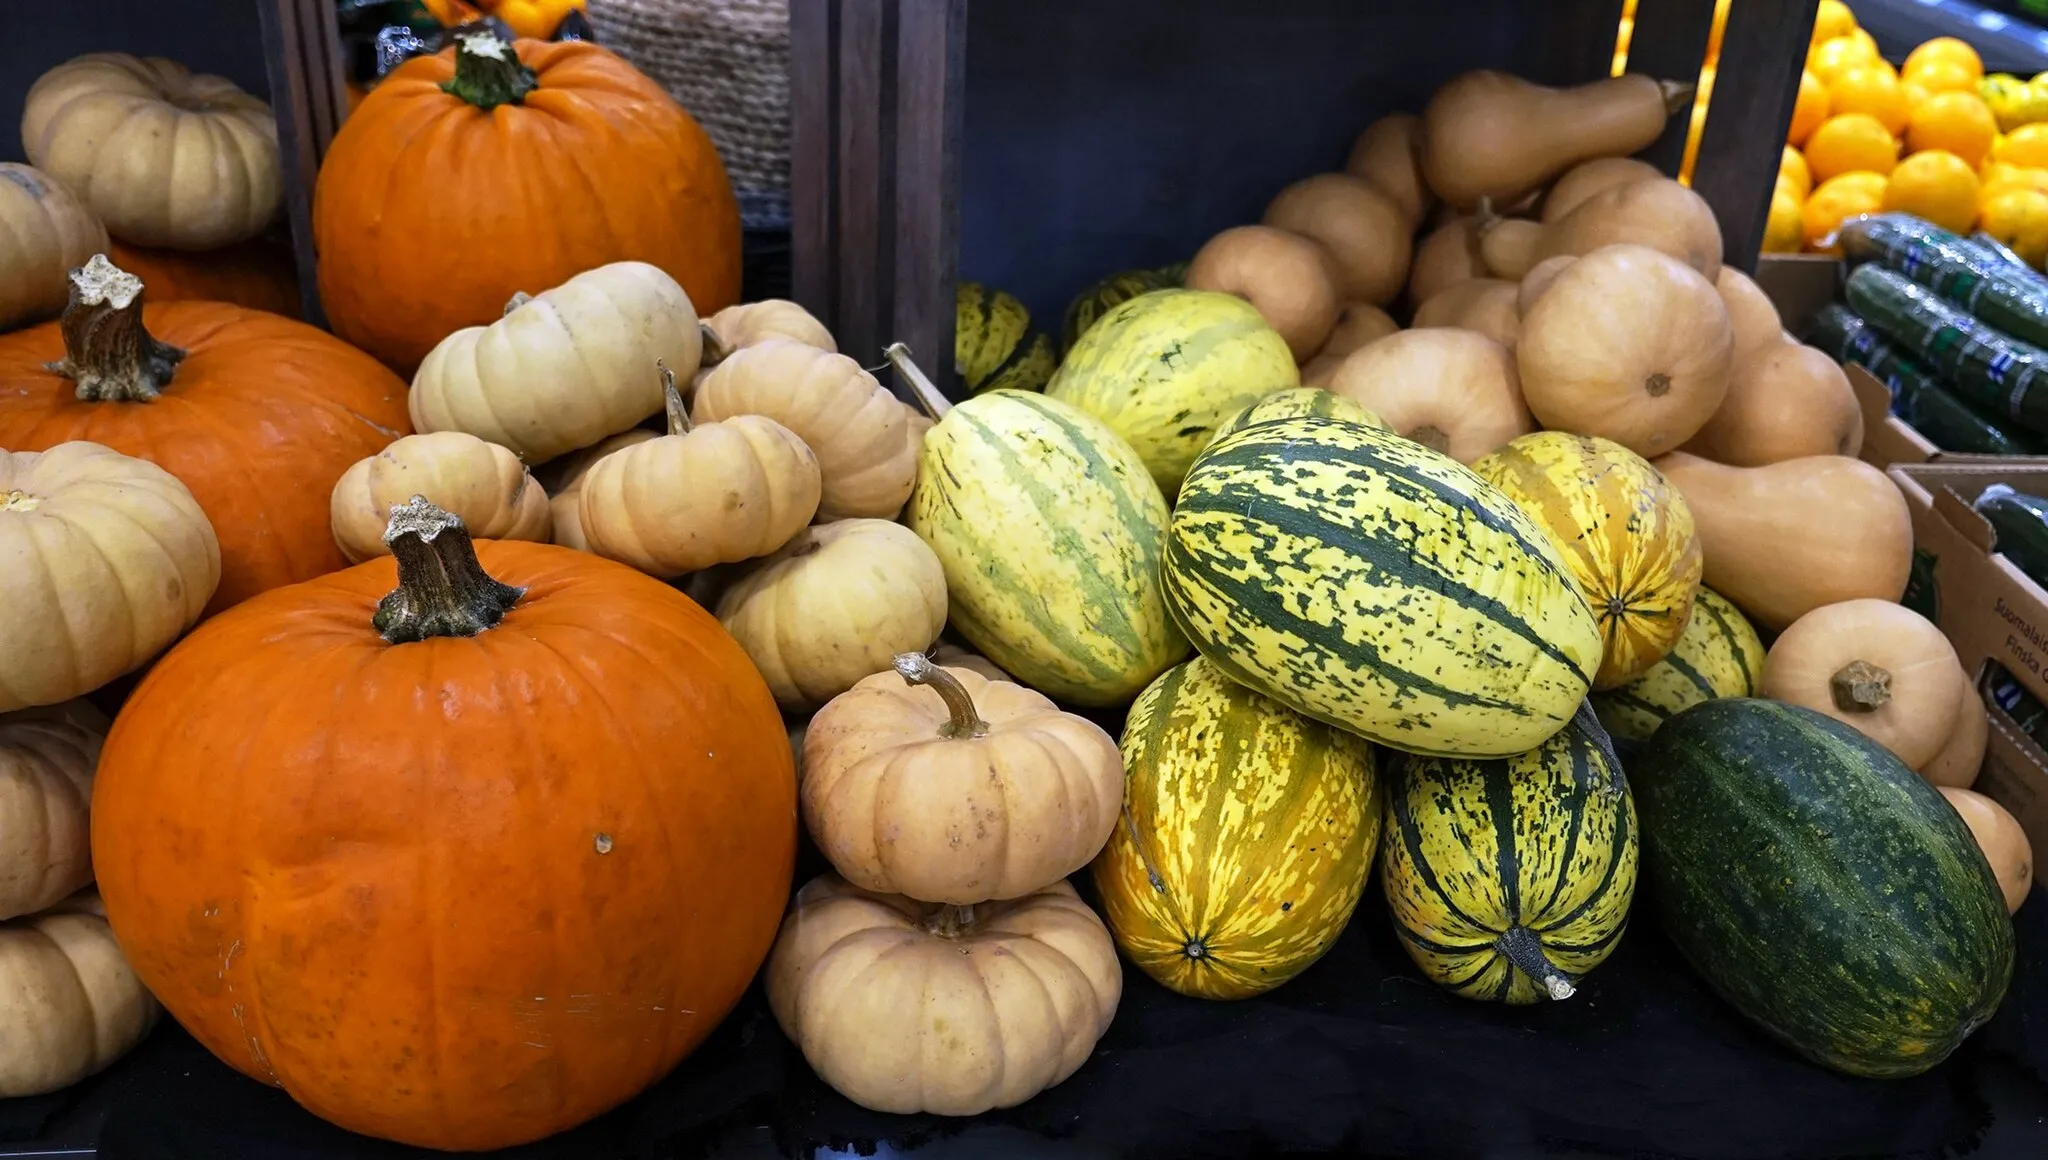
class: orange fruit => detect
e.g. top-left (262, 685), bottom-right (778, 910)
top-left (1765, 185), bottom-right (1805, 254)
top-left (1708, 0), bottom-right (1730, 59)
top-left (1983, 163), bottom-right (2048, 197)
top-left (1781, 144), bottom-right (1814, 199)
top-left (1907, 91), bottom-right (1999, 168)
top-left (1996, 123), bottom-right (2048, 168)
top-left (1810, 36), bottom-right (1880, 85)
top-left (1980, 187), bottom-right (2048, 265)
top-left (1904, 80), bottom-right (1931, 109)
top-left (1906, 59), bottom-right (1980, 97)
top-left (1804, 113), bottom-right (1901, 181)
top-left (1883, 150), bottom-right (1981, 233)
top-left (1830, 65), bottom-right (1910, 134)
top-left (1905, 36), bottom-right (1985, 82)
top-left (1812, 0), bottom-right (1857, 44)
top-left (1789, 69), bottom-right (1832, 145)
top-left (1804, 171), bottom-right (1888, 252)
top-left (1680, 94), bottom-right (1708, 184)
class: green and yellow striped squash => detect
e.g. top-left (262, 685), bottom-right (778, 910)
top-left (1165, 416), bottom-right (1602, 757)
top-left (1046, 289), bottom-right (1297, 496)
top-left (1381, 704), bottom-right (1638, 1003)
top-left (1213, 387), bottom-right (1385, 443)
top-left (1091, 656), bottom-right (1379, 1000)
top-left (1472, 432), bottom-right (1704, 691)
top-left (1061, 268), bottom-right (1177, 352)
top-left (1593, 587), bottom-right (1764, 743)
top-left (902, 377), bottom-right (1190, 706)
top-left (956, 281), bottom-right (1057, 394)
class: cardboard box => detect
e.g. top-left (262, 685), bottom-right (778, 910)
top-left (1753, 253), bottom-right (1838, 332)
top-left (1890, 462), bottom-right (2048, 890)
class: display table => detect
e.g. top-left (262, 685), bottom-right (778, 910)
top-left (5, 881), bottom-right (2046, 1159)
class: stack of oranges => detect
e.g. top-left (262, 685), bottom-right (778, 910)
top-left (1771, 0), bottom-right (2048, 264)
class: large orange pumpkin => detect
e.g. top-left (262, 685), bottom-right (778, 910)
top-left (91, 498), bottom-right (796, 1151)
top-left (0, 255), bottom-right (409, 613)
top-left (106, 237), bottom-right (301, 318)
top-left (314, 32), bottom-right (741, 372)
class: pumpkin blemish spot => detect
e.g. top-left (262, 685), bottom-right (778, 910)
top-left (0, 489), bottom-right (40, 512)
top-left (594, 833), bottom-right (614, 854)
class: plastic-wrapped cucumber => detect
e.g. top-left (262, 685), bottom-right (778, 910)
top-left (1844, 263), bottom-right (2048, 435)
top-left (1970, 231), bottom-right (2039, 275)
top-left (1835, 213), bottom-right (2048, 349)
top-left (1807, 303), bottom-right (2044, 454)
top-left (1974, 484), bottom-right (2048, 589)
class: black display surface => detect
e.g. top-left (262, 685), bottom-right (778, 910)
top-left (6, 879), bottom-right (2048, 1160)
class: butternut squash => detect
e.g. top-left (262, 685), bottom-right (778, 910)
top-left (1517, 244), bottom-right (1733, 457)
top-left (1326, 328), bottom-right (1532, 462)
top-left (1516, 256), bottom-right (1576, 315)
top-left (1760, 599), bottom-right (1964, 769)
top-left (1541, 157), bottom-right (1664, 223)
top-left (1263, 174), bottom-right (1411, 307)
top-left (1419, 71), bottom-right (1692, 209)
top-left (1301, 303), bottom-right (1397, 386)
top-left (1413, 279), bottom-right (1519, 348)
top-left (1344, 113), bottom-right (1432, 227)
top-left (1531, 178), bottom-right (1725, 281)
top-left (1922, 665), bottom-right (1988, 789)
top-left (1477, 214), bottom-right (1542, 280)
top-left (1683, 341), bottom-right (1862, 465)
top-left (1715, 267), bottom-right (1787, 366)
top-left (1653, 452), bottom-right (1913, 631)
top-left (1409, 218), bottom-right (1485, 307)
top-left (1939, 788), bottom-right (2032, 912)
top-left (1187, 225), bottom-right (1339, 361)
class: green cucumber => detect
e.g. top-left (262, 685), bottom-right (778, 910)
top-left (1973, 483), bottom-right (2048, 589)
top-left (1844, 263), bottom-right (2048, 435)
top-left (1969, 232), bottom-right (2042, 280)
top-left (1836, 213), bottom-right (2048, 348)
top-left (1807, 303), bottom-right (2044, 454)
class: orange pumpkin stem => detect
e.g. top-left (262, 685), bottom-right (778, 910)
top-left (45, 254), bottom-right (187, 402)
top-left (657, 361), bottom-right (693, 434)
top-left (441, 31), bottom-right (538, 111)
top-left (373, 495), bottom-right (526, 643)
top-left (892, 652), bottom-right (988, 739)
top-left (885, 342), bottom-right (953, 420)
top-left (1830, 659), bottom-right (1893, 713)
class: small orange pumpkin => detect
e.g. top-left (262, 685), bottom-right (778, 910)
top-left (105, 237), bottom-right (300, 318)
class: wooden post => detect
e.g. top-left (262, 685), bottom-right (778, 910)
top-left (1627, 0), bottom-right (1718, 176)
top-left (258, 0), bottom-right (350, 327)
top-left (1692, 0), bottom-right (1820, 271)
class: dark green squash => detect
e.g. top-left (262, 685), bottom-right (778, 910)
top-left (1637, 698), bottom-right (2014, 1077)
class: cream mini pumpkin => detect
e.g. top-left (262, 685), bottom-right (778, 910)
top-left (578, 364), bottom-right (821, 576)
top-left (766, 873), bottom-right (1121, 1116)
top-left (410, 261), bottom-right (701, 464)
top-left (716, 521), bottom-right (948, 710)
top-left (0, 442), bottom-right (219, 713)
top-left (0, 164), bottom-right (107, 331)
top-left (22, 54), bottom-right (281, 250)
top-left (692, 341), bottom-right (917, 521)
top-left (542, 429), bottom-right (659, 552)
top-left (801, 654), bottom-right (1122, 904)
top-left (329, 431), bottom-right (550, 562)
top-left (702, 299), bottom-right (835, 361)
top-left (0, 701), bottom-right (104, 921)
top-left (0, 888), bottom-right (161, 1098)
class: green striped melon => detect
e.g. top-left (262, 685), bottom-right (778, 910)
top-left (1593, 587), bottom-right (1764, 742)
top-left (1165, 416), bottom-right (1602, 757)
top-left (905, 387), bottom-right (1190, 706)
top-left (1092, 656), bottom-right (1379, 1000)
top-left (955, 282), bottom-right (1056, 394)
top-left (1046, 289), bottom-right (1297, 496)
top-left (1381, 704), bottom-right (1638, 1003)
top-left (1212, 387), bottom-right (1385, 443)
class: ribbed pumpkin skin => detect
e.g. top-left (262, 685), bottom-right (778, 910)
top-left (906, 389), bottom-right (1189, 706)
top-left (1472, 432), bottom-right (1704, 690)
top-left (1047, 290), bottom-right (1298, 495)
top-left (1593, 587), bottom-right (1763, 742)
top-left (1166, 417), bottom-right (1601, 757)
top-left (1381, 707), bottom-right (1638, 1003)
top-left (1638, 700), bottom-right (2013, 1077)
top-left (1092, 657), bottom-right (1379, 999)
top-left (955, 282), bottom-right (1056, 394)
top-left (1213, 387), bottom-right (1385, 442)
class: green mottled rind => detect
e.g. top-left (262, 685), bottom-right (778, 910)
top-left (1092, 656), bottom-right (1379, 1000)
top-left (1638, 699), bottom-right (2014, 1077)
top-left (956, 281), bottom-right (1057, 394)
top-left (907, 389), bottom-right (1190, 705)
top-left (1381, 708), bottom-right (1638, 1003)
top-left (1062, 268), bottom-right (1178, 352)
top-left (1047, 289), bottom-right (1298, 495)
top-left (1594, 587), bottom-right (1763, 742)
top-left (1213, 388), bottom-right (1386, 443)
top-left (1165, 416), bottom-right (1602, 757)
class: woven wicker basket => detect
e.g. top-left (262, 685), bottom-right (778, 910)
top-left (588, 0), bottom-right (791, 231)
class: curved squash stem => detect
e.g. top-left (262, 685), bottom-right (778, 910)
top-left (1573, 699), bottom-right (1629, 798)
top-left (503, 291), bottom-right (534, 316)
top-left (44, 254), bottom-right (186, 402)
top-left (885, 342), bottom-right (952, 420)
top-left (441, 31), bottom-right (538, 111)
top-left (1121, 805), bottom-right (1169, 897)
top-left (373, 496), bottom-right (526, 643)
top-left (698, 322), bottom-right (733, 368)
top-left (925, 902), bottom-right (977, 939)
top-left (1497, 925), bottom-right (1577, 1001)
top-left (1830, 660), bottom-right (1893, 713)
top-left (892, 652), bottom-right (988, 738)
top-left (657, 361), bottom-right (694, 435)
top-left (1658, 78), bottom-right (1698, 114)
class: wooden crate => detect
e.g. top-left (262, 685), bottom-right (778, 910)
top-left (2, 0), bottom-right (347, 324)
top-left (791, 0), bottom-right (1819, 393)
